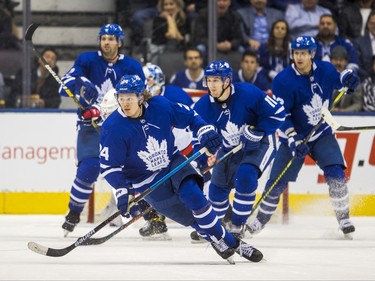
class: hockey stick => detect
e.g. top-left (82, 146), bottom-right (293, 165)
top-left (25, 23), bottom-right (84, 110)
top-left (24, 23), bottom-right (99, 130)
top-left (202, 143), bottom-right (242, 174)
top-left (27, 147), bottom-right (207, 257)
top-left (249, 87), bottom-right (348, 217)
top-left (83, 144), bottom-right (243, 246)
top-left (321, 108), bottom-right (375, 131)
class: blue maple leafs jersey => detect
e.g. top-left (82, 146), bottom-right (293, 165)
top-left (193, 82), bottom-right (285, 150)
top-left (272, 60), bottom-right (343, 143)
top-left (59, 51), bottom-right (145, 104)
top-left (100, 96), bottom-right (206, 193)
top-left (160, 85), bottom-right (194, 107)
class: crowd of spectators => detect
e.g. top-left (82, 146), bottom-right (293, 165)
top-left (1, 0), bottom-right (375, 112)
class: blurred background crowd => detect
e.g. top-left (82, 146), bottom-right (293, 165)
top-left (0, 0), bottom-right (374, 112)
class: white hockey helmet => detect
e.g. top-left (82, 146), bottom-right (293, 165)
top-left (100, 88), bottom-right (118, 120)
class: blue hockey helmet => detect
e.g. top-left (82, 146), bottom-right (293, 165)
top-left (290, 36), bottom-right (317, 59)
top-left (98, 24), bottom-right (125, 43)
top-left (203, 61), bottom-right (232, 86)
top-left (115, 75), bottom-right (145, 97)
top-left (142, 63), bottom-right (165, 95)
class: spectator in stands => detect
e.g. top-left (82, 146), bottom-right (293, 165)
top-left (183, 0), bottom-right (208, 34)
top-left (191, 0), bottom-right (243, 57)
top-left (267, 0), bottom-right (300, 12)
top-left (0, 0), bottom-right (20, 49)
top-left (149, 0), bottom-right (187, 64)
top-left (7, 47), bottom-right (61, 108)
top-left (355, 10), bottom-right (375, 80)
top-left (231, 0), bottom-right (251, 9)
top-left (237, 0), bottom-right (284, 51)
top-left (285, 0), bottom-right (331, 40)
top-left (233, 50), bottom-right (272, 92)
top-left (258, 19), bottom-right (291, 81)
top-left (362, 55), bottom-right (375, 112)
top-left (315, 14), bottom-right (359, 72)
top-left (170, 47), bottom-right (206, 90)
top-left (338, 0), bottom-right (375, 41)
top-left (116, 0), bottom-right (159, 47)
top-left (330, 46), bottom-right (363, 112)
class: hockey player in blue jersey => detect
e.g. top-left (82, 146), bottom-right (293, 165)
top-left (136, 63), bottom-right (194, 239)
top-left (100, 74), bottom-right (263, 263)
top-left (247, 36), bottom-right (360, 238)
top-left (59, 23), bottom-right (145, 236)
top-left (191, 61), bottom-right (286, 240)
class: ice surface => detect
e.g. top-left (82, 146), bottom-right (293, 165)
top-left (0, 214), bottom-right (374, 280)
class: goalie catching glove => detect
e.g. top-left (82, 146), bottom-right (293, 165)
top-left (115, 185), bottom-right (140, 218)
top-left (197, 125), bottom-right (222, 155)
top-left (286, 128), bottom-right (310, 159)
top-left (240, 126), bottom-right (264, 152)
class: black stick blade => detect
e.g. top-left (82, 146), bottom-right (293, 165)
top-left (24, 23), bottom-right (40, 41)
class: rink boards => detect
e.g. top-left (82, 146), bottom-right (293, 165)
top-left (0, 111), bottom-right (374, 215)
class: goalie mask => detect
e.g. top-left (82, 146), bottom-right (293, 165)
top-left (142, 63), bottom-right (165, 96)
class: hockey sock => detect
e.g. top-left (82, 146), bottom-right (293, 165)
top-left (192, 202), bottom-right (238, 248)
top-left (208, 183), bottom-right (231, 219)
top-left (232, 164), bottom-right (257, 226)
top-left (256, 180), bottom-right (288, 225)
top-left (68, 157), bottom-right (100, 213)
top-left (324, 165), bottom-right (350, 221)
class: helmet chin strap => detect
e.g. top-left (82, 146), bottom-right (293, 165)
top-left (211, 80), bottom-right (230, 102)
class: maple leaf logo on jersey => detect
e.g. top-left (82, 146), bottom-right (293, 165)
top-left (137, 136), bottom-right (170, 172)
top-left (302, 93), bottom-right (329, 126)
top-left (221, 121), bottom-right (246, 147)
top-left (97, 79), bottom-right (114, 103)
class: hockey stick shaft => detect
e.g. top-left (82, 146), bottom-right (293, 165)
top-left (25, 23), bottom-right (84, 110)
top-left (321, 108), bottom-right (375, 131)
top-left (83, 144), bottom-right (243, 246)
top-left (81, 206), bottom-right (154, 245)
top-left (249, 87), bottom-right (348, 216)
top-left (202, 143), bottom-right (242, 174)
top-left (24, 23), bottom-right (100, 130)
top-left (27, 147), bottom-right (207, 257)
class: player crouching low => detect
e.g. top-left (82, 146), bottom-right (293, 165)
top-left (100, 74), bottom-right (263, 263)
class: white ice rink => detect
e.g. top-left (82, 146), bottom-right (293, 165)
top-left (1, 214), bottom-right (374, 280)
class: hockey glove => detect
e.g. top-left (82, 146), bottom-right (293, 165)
top-left (240, 126), bottom-right (264, 152)
top-left (115, 185), bottom-right (140, 218)
top-left (287, 129), bottom-right (310, 159)
top-left (75, 76), bottom-right (99, 106)
top-left (78, 105), bottom-right (101, 121)
top-left (340, 69), bottom-right (360, 94)
top-left (197, 125), bottom-right (222, 155)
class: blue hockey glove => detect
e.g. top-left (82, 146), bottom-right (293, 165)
top-left (240, 126), bottom-right (265, 152)
top-left (340, 69), bottom-right (360, 94)
top-left (78, 105), bottom-right (101, 120)
top-left (287, 130), bottom-right (310, 159)
top-left (197, 125), bottom-right (222, 155)
top-left (115, 185), bottom-right (140, 218)
top-left (75, 76), bottom-right (99, 106)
